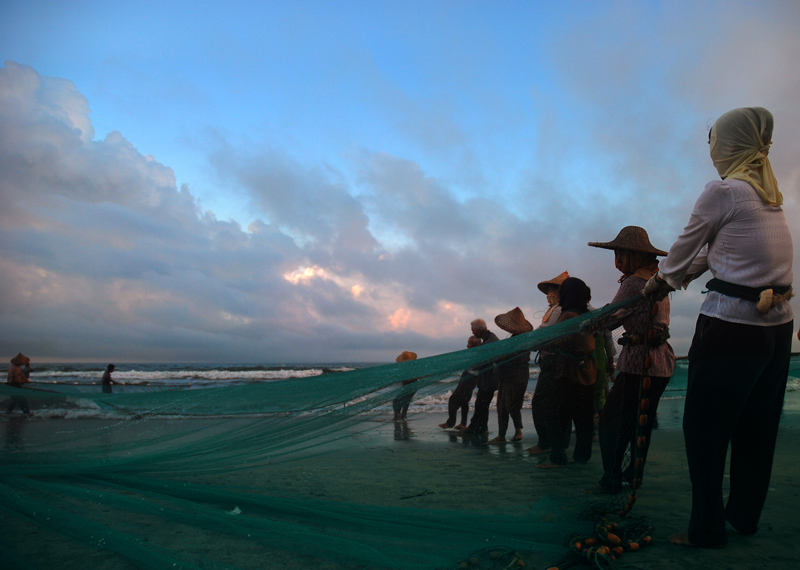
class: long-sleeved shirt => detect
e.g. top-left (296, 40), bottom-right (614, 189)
top-left (611, 276), bottom-right (675, 377)
top-left (659, 178), bottom-right (793, 326)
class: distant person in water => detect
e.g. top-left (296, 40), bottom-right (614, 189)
top-left (489, 307), bottom-right (533, 444)
top-left (439, 335), bottom-right (482, 430)
top-left (6, 353), bottom-right (33, 415)
top-left (462, 319), bottom-right (500, 435)
top-left (392, 351), bottom-right (418, 420)
top-left (102, 364), bottom-right (116, 394)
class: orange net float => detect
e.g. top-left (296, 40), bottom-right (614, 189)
top-left (640, 398), bottom-right (649, 411)
top-left (644, 356), bottom-right (653, 368)
top-left (637, 436), bottom-right (646, 448)
top-left (642, 376), bottom-right (651, 389)
top-left (627, 495), bottom-right (637, 506)
top-left (632, 478), bottom-right (643, 489)
top-left (635, 458), bottom-right (644, 469)
top-left (639, 414), bottom-right (648, 426)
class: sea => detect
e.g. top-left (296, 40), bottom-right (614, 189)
top-left (12, 358), bottom-right (800, 422)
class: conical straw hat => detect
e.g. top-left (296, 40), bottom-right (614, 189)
top-left (494, 307), bottom-right (533, 335)
top-left (587, 226), bottom-right (668, 256)
top-left (537, 271), bottom-right (569, 294)
top-left (396, 351), bottom-right (418, 363)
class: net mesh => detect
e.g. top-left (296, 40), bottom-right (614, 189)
top-left (2, 295), bottom-right (797, 570)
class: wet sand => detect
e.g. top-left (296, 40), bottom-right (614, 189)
top-left (2, 392), bottom-right (799, 569)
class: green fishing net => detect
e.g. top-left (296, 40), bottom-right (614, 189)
top-left (2, 296), bottom-right (797, 570)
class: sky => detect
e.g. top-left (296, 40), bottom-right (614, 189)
top-left (1, 0), bottom-right (799, 363)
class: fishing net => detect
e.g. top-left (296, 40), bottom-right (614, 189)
top-left (1, 295), bottom-right (797, 570)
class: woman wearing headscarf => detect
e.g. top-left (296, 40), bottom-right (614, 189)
top-left (644, 108), bottom-right (793, 548)
top-left (489, 307), bottom-right (533, 444)
top-left (584, 227), bottom-right (675, 489)
top-left (536, 277), bottom-right (597, 468)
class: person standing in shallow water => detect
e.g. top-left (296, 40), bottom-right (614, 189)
top-left (643, 107), bottom-right (794, 548)
top-left (489, 307), bottom-right (532, 445)
top-left (102, 364), bottom-right (116, 394)
top-left (7, 353), bottom-right (33, 415)
top-left (392, 351), bottom-right (418, 420)
top-left (584, 226), bottom-right (674, 491)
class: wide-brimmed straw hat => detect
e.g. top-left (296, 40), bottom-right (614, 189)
top-left (494, 307), bottom-right (533, 335)
top-left (396, 351), bottom-right (418, 363)
top-left (10, 353), bottom-right (30, 366)
top-left (537, 271), bottom-right (569, 294)
top-left (587, 226), bottom-right (668, 256)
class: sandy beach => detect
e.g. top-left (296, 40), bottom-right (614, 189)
top-left (3, 391), bottom-right (799, 569)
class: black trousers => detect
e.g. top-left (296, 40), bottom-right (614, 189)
top-left (496, 380), bottom-right (527, 438)
top-left (545, 380), bottom-right (595, 464)
top-left (684, 315), bottom-right (793, 547)
top-left (445, 373), bottom-right (478, 427)
top-left (467, 389), bottom-right (494, 434)
top-left (531, 355), bottom-right (557, 448)
top-left (598, 372), bottom-right (670, 491)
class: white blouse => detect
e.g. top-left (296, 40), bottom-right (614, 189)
top-left (659, 178), bottom-right (793, 326)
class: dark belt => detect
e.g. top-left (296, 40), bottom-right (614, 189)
top-left (705, 278), bottom-right (792, 302)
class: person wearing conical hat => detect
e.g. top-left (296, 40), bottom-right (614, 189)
top-left (642, 108), bottom-right (793, 548)
top-left (392, 351), bottom-right (418, 420)
top-left (584, 226), bottom-right (674, 492)
top-left (527, 271), bottom-right (569, 456)
top-left (488, 307), bottom-right (533, 445)
top-left (536, 278), bottom-right (597, 468)
top-left (7, 353), bottom-right (33, 415)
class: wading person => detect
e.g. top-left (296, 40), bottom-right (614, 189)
top-left (7, 353), bottom-right (33, 415)
top-left (644, 107), bottom-right (793, 548)
top-left (584, 226), bottom-right (674, 491)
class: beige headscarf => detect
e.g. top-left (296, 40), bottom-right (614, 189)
top-left (709, 107), bottom-right (781, 206)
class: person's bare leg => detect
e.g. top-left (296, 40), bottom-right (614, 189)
top-left (488, 436), bottom-right (507, 444)
top-left (511, 428), bottom-right (523, 441)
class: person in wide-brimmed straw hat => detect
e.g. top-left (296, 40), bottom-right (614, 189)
top-left (7, 352), bottom-right (33, 415)
top-left (494, 307), bottom-right (533, 335)
top-left (527, 272), bottom-right (569, 455)
top-left (488, 308), bottom-right (532, 445)
top-left (392, 351), bottom-right (418, 420)
top-left (584, 227), bottom-right (674, 496)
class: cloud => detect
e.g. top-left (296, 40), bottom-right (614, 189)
top-left (3, 0), bottom-right (800, 368)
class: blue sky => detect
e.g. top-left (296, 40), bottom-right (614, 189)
top-left (1, 0), bottom-right (799, 362)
